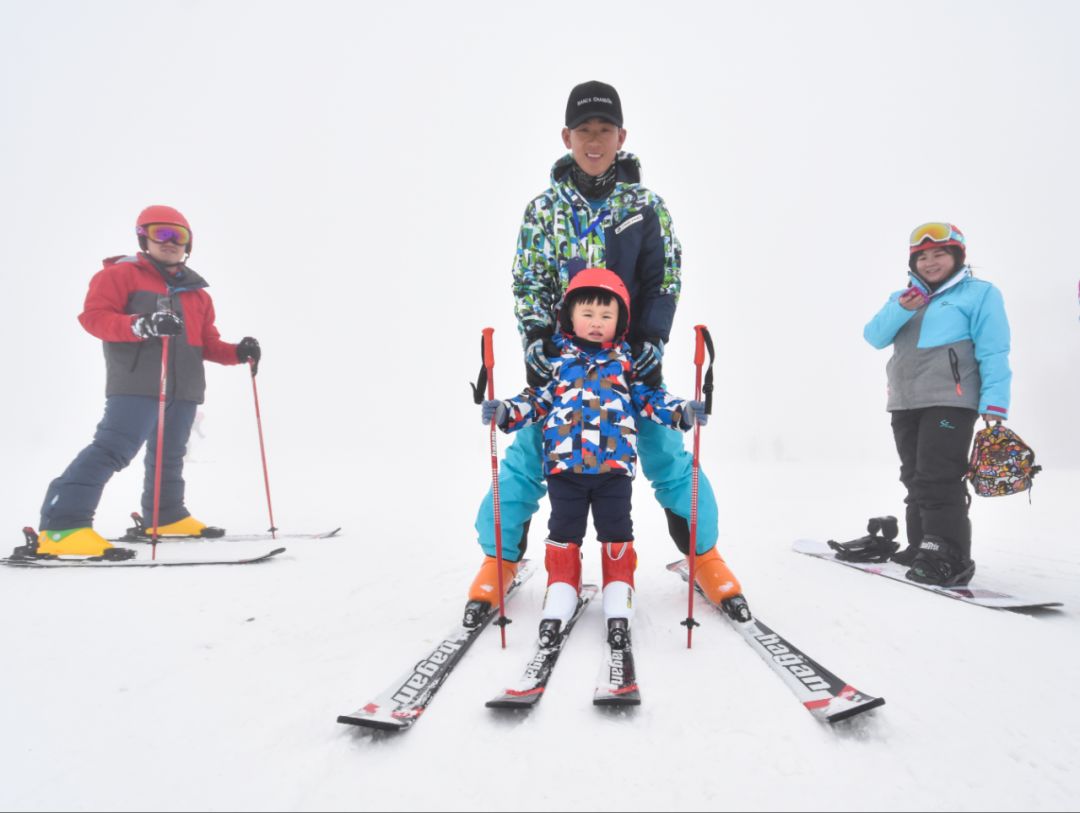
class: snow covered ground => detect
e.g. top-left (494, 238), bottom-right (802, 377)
top-left (2, 1), bottom-right (1080, 810)
top-left (1, 460), bottom-right (1078, 812)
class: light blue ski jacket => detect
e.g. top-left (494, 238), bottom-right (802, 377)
top-left (863, 266), bottom-right (1011, 418)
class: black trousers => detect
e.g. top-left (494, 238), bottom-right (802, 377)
top-left (891, 406), bottom-right (978, 560)
top-left (546, 472), bottom-right (634, 544)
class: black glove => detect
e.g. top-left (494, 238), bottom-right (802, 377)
top-left (631, 340), bottom-right (664, 388)
top-left (133, 310), bottom-right (184, 339)
top-left (236, 337), bottom-right (261, 375)
top-left (524, 327), bottom-right (560, 388)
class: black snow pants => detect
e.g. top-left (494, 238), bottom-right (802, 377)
top-left (890, 406), bottom-right (978, 560)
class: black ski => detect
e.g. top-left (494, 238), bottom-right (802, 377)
top-left (486, 584), bottom-right (598, 709)
top-left (668, 559), bottom-right (884, 724)
top-left (338, 561), bottom-right (536, 732)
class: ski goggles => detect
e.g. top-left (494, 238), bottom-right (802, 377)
top-left (138, 223), bottom-right (191, 246)
top-left (909, 222), bottom-right (965, 253)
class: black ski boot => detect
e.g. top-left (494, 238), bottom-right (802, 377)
top-left (721, 593), bottom-right (752, 622)
top-left (538, 618), bottom-right (562, 648)
top-left (828, 515), bottom-right (900, 563)
top-left (606, 617), bottom-right (630, 650)
top-left (906, 536), bottom-right (976, 587)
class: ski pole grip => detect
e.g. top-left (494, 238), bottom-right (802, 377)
top-left (693, 325), bottom-right (707, 367)
top-left (482, 328), bottom-right (495, 370)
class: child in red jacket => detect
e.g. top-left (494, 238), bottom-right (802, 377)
top-left (25, 205), bottom-right (260, 559)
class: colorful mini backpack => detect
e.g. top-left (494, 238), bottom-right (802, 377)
top-left (967, 422), bottom-right (1042, 497)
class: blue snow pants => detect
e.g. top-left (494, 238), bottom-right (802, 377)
top-left (39, 395), bottom-right (198, 530)
top-left (474, 418), bottom-right (720, 561)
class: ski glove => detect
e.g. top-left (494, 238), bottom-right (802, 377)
top-left (525, 337), bottom-right (557, 387)
top-left (680, 400), bottom-right (709, 430)
top-left (132, 310), bottom-right (184, 339)
top-left (631, 340), bottom-right (664, 388)
top-left (481, 399), bottom-right (509, 428)
top-left (236, 337), bottom-right (261, 375)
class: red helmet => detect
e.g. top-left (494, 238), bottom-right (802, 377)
top-left (558, 267), bottom-right (631, 338)
top-left (136, 205), bottom-right (193, 254)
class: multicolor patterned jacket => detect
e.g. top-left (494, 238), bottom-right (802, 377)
top-left (512, 152), bottom-right (682, 347)
top-left (500, 333), bottom-right (687, 477)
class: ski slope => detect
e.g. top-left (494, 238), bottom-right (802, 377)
top-left (1, 462), bottom-right (1077, 811)
top-left (3, 1), bottom-right (1080, 810)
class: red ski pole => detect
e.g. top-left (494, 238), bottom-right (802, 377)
top-left (150, 335), bottom-right (170, 561)
top-left (682, 325), bottom-right (708, 647)
top-left (248, 360), bottom-right (277, 540)
top-left (483, 327), bottom-right (510, 648)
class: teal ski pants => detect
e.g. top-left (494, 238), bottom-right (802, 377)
top-left (474, 419), bottom-right (719, 561)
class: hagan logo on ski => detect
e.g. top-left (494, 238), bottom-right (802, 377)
top-left (667, 558), bottom-right (883, 724)
top-left (339, 561), bottom-right (536, 732)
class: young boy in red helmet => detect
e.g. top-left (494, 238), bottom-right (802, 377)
top-left (480, 268), bottom-right (713, 646)
top-left (470, 80), bottom-right (743, 620)
top-left (25, 205), bottom-right (261, 558)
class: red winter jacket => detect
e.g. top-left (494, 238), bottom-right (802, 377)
top-left (79, 254), bottom-right (239, 403)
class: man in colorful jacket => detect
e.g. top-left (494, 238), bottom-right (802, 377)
top-left (25, 205), bottom-right (261, 559)
top-left (467, 81), bottom-right (745, 619)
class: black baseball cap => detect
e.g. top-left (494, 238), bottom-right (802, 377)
top-left (565, 81), bottom-right (623, 129)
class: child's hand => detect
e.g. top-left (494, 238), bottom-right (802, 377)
top-left (899, 286), bottom-right (929, 311)
top-left (481, 399), bottom-right (508, 427)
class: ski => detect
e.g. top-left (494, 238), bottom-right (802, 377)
top-left (486, 584), bottom-right (598, 710)
top-left (594, 623), bottom-right (642, 707)
top-left (115, 528), bottom-right (341, 543)
top-left (338, 561), bottom-right (536, 732)
top-left (2, 547), bottom-right (286, 569)
top-left (668, 558), bottom-right (884, 724)
top-left (793, 539), bottom-right (1063, 612)
top-left (114, 513), bottom-right (341, 543)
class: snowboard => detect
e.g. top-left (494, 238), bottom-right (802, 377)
top-left (793, 539), bottom-right (1062, 611)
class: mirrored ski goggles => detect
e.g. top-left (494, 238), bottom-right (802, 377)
top-left (138, 223), bottom-right (191, 245)
top-left (909, 222), bottom-right (964, 252)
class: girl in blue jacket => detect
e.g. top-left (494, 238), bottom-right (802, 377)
top-left (864, 223), bottom-right (1011, 586)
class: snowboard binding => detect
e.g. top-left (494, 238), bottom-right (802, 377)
top-left (827, 516), bottom-right (900, 563)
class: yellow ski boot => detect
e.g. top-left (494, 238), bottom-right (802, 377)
top-left (128, 513), bottom-right (225, 539)
top-left (13, 527), bottom-right (136, 561)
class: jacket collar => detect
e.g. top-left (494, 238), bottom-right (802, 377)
top-left (908, 264), bottom-right (971, 298)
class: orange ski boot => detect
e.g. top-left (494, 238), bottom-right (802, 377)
top-left (463, 555), bottom-right (519, 628)
top-left (695, 546), bottom-right (751, 622)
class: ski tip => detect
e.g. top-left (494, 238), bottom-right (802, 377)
top-left (826, 696), bottom-right (886, 724)
top-left (336, 714), bottom-right (410, 732)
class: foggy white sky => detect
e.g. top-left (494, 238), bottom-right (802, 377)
top-left (1, 0), bottom-right (1077, 533)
